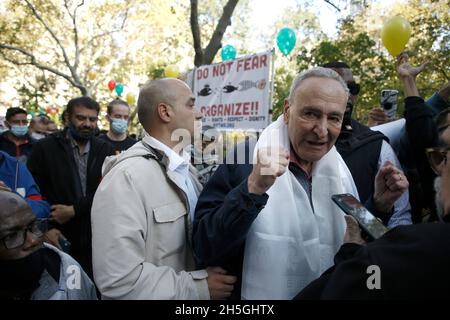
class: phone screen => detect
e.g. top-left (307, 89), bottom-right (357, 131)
top-left (332, 194), bottom-right (389, 240)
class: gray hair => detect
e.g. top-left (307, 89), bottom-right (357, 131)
top-left (288, 67), bottom-right (349, 102)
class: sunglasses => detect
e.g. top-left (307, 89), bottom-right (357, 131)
top-left (347, 81), bottom-right (360, 96)
top-left (425, 146), bottom-right (450, 175)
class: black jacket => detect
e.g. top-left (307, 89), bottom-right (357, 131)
top-left (295, 222), bottom-right (450, 299)
top-left (27, 129), bottom-right (114, 276)
top-left (336, 119), bottom-right (389, 222)
top-left (403, 96), bottom-right (439, 221)
top-left (0, 131), bottom-right (35, 163)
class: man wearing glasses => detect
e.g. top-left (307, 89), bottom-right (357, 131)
top-left (27, 97), bottom-right (114, 278)
top-left (0, 190), bottom-right (96, 299)
top-left (323, 62), bottom-right (412, 228)
top-left (295, 107), bottom-right (450, 299)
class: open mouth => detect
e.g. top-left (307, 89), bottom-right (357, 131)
top-left (307, 141), bottom-right (327, 147)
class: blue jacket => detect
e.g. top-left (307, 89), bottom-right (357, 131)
top-left (0, 150), bottom-right (50, 218)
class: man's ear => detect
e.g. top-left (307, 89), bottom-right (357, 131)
top-left (157, 103), bottom-right (171, 123)
top-left (283, 99), bottom-right (290, 124)
top-left (105, 114), bottom-right (111, 122)
top-left (5, 121), bottom-right (11, 129)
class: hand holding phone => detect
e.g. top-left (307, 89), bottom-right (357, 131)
top-left (380, 89), bottom-right (399, 121)
top-left (332, 193), bottom-right (389, 241)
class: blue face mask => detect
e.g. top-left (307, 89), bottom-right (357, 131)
top-left (111, 119), bottom-right (128, 134)
top-left (10, 125), bottom-right (28, 137)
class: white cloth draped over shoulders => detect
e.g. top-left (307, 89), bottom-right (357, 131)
top-left (241, 116), bottom-right (359, 299)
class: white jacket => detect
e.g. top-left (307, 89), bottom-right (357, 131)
top-left (91, 135), bottom-right (209, 299)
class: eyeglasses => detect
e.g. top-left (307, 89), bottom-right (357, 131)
top-left (0, 219), bottom-right (48, 249)
top-left (425, 147), bottom-right (450, 175)
top-left (347, 81), bottom-right (360, 96)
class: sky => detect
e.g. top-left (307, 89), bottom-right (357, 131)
top-left (247, 0), bottom-right (401, 50)
top-left (248, 0), bottom-right (340, 50)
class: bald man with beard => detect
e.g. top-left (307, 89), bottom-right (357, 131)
top-left (0, 191), bottom-right (96, 300)
top-left (91, 78), bottom-right (237, 300)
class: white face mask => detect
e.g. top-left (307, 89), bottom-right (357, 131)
top-left (31, 132), bottom-right (46, 140)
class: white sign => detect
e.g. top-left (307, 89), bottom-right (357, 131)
top-left (193, 51), bottom-right (272, 130)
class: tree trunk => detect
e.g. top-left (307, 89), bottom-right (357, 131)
top-left (190, 0), bottom-right (240, 67)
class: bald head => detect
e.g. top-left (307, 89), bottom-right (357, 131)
top-left (0, 191), bottom-right (42, 260)
top-left (0, 191), bottom-right (28, 217)
top-left (137, 78), bottom-right (191, 131)
top-left (0, 191), bottom-right (33, 235)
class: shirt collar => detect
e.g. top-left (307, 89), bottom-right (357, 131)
top-left (143, 134), bottom-right (189, 173)
top-left (68, 133), bottom-right (90, 155)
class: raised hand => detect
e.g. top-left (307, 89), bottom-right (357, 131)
top-left (247, 146), bottom-right (290, 195)
top-left (373, 161), bottom-right (409, 214)
top-left (397, 51), bottom-right (428, 79)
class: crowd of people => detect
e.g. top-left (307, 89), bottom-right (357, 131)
top-left (0, 51), bottom-right (449, 300)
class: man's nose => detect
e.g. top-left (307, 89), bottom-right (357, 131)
top-left (22, 230), bottom-right (41, 250)
top-left (313, 118), bottom-right (328, 139)
top-left (83, 120), bottom-right (96, 127)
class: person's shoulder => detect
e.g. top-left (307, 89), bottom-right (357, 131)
top-left (0, 149), bottom-right (16, 163)
top-left (96, 133), bottom-right (109, 141)
top-left (374, 223), bottom-right (450, 249)
top-left (0, 131), bottom-right (9, 141)
top-left (38, 130), bottom-right (64, 145)
top-left (125, 135), bottom-right (137, 143)
top-left (91, 135), bottom-right (115, 153)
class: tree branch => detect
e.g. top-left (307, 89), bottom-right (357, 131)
top-left (203, 0), bottom-right (240, 66)
top-left (79, 8), bottom-right (128, 54)
top-left (190, 0), bottom-right (203, 67)
top-left (24, 0), bottom-right (74, 75)
top-left (64, 0), bottom-right (84, 74)
top-left (323, 0), bottom-right (341, 12)
top-left (437, 66), bottom-right (449, 81)
top-left (0, 44), bottom-right (87, 95)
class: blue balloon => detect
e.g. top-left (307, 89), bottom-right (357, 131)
top-left (115, 83), bottom-right (124, 97)
top-left (276, 27), bottom-right (296, 56)
top-left (221, 44), bottom-right (237, 61)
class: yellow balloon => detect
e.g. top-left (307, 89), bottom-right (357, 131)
top-left (126, 92), bottom-right (135, 105)
top-left (87, 71), bottom-right (96, 81)
top-left (164, 65), bottom-right (180, 78)
top-left (381, 16), bottom-right (412, 56)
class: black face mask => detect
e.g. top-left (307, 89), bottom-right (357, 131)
top-left (68, 123), bottom-right (94, 142)
top-left (0, 248), bottom-right (45, 299)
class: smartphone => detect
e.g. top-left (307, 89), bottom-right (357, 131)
top-left (380, 89), bottom-right (399, 121)
top-left (331, 193), bottom-right (389, 241)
